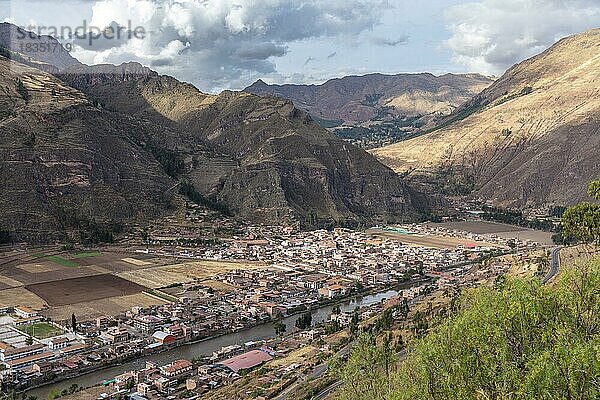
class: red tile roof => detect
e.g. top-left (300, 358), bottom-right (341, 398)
top-left (219, 350), bottom-right (273, 373)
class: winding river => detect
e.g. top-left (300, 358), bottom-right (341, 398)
top-left (26, 288), bottom-right (403, 399)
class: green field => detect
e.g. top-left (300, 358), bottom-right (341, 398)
top-left (146, 290), bottom-right (178, 302)
top-left (17, 322), bottom-right (63, 339)
top-left (46, 255), bottom-right (79, 268)
top-left (70, 251), bottom-right (101, 259)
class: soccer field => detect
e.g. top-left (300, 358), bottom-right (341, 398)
top-left (17, 322), bottom-right (63, 339)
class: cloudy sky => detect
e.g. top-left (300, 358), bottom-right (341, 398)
top-left (2, 0), bottom-right (600, 93)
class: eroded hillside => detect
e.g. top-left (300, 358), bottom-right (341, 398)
top-left (374, 29), bottom-right (600, 208)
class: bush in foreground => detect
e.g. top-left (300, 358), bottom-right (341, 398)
top-left (337, 258), bottom-right (600, 400)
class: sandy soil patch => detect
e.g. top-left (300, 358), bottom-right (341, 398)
top-left (367, 229), bottom-right (498, 249)
top-left (0, 287), bottom-right (48, 309)
top-left (0, 275), bottom-right (24, 288)
top-left (121, 257), bottom-right (153, 266)
top-left (117, 260), bottom-right (267, 289)
top-left (88, 266), bottom-right (112, 274)
top-left (429, 221), bottom-right (554, 246)
top-left (201, 280), bottom-right (238, 293)
top-left (17, 263), bottom-right (59, 273)
top-left (428, 221), bottom-right (525, 234)
top-left (270, 345), bottom-right (318, 368)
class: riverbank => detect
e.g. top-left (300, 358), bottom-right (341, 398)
top-left (24, 281), bottom-right (425, 399)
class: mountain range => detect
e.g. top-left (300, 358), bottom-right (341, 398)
top-left (245, 73), bottom-right (493, 148)
top-left (2, 21), bottom-right (599, 242)
top-left (0, 23), bottom-right (431, 242)
top-left (373, 28), bottom-right (600, 208)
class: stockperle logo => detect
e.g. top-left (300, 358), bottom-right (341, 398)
top-left (13, 20), bottom-right (147, 52)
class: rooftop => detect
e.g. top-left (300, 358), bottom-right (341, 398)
top-left (218, 349), bottom-right (273, 373)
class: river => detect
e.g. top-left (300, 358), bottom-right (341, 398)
top-left (26, 288), bottom-right (402, 399)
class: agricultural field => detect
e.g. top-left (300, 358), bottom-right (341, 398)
top-left (17, 322), bottom-right (63, 339)
top-left (428, 221), bottom-right (554, 246)
top-left (117, 260), bottom-right (267, 289)
top-left (26, 274), bottom-right (147, 307)
top-left (201, 280), bottom-right (238, 293)
top-left (0, 248), bottom-right (264, 322)
top-left (0, 287), bottom-right (47, 309)
top-left (42, 293), bottom-right (167, 321)
top-left (45, 255), bottom-right (79, 268)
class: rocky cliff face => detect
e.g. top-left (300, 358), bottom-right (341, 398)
top-left (60, 65), bottom-right (429, 226)
top-left (0, 58), bottom-right (173, 241)
top-left (0, 22), bottom-right (81, 72)
top-left (0, 24), bottom-right (433, 241)
top-left (373, 29), bottom-right (600, 208)
top-left (181, 92), bottom-right (423, 224)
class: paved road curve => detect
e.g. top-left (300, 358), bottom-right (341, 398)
top-left (542, 247), bottom-right (561, 284)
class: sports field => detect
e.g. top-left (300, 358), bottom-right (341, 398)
top-left (17, 322), bottom-right (63, 339)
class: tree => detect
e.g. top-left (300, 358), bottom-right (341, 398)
top-left (562, 186), bottom-right (600, 245)
top-left (23, 133), bottom-right (36, 148)
top-left (325, 320), bottom-right (342, 335)
top-left (563, 203), bottom-right (600, 243)
top-left (274, 321), bottom-right (286, 336)
top-left (588, 180), bottom-right (600, 200)
top-left (16, 78), bottom-right (30, 102)
top-left (68, 384), bottom-right (79, 394)
top-left (26, 335), bottom-right (33, 346)
top-left (332, 305), bottom-right (341, 315)
top-left (349, 310), bottom-right (359, 335)
top-left (331, 333), bottom-right (394, 400)
top-left (0, 229), bottom-right (9, 244)
top-left (381, 333), bottom-right (397, 388)
top-left (47, 388), bottom-right (61, 400)
top-left (71, 313), bottom-right (77, 333)
top-left (179, 181), bottom-right (231, 216)
top-left (295, 312), bottom-right (312, 330)
top-left (398, 298), bottom-right (410, 320)
top-left (410, 310), bottom-right (429, 339)
top-left (351, 259), bottom-right (600, 400)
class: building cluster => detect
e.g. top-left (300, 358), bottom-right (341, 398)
top-left (0, 308), bottom-right (88, 390)
top-left (107, 346), bottom-right (275, 399)
top-left (0, 224), bottom-right (536, 396)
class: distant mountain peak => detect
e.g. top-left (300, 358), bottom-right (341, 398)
top-left (0, 22), bottom-right (81, 72)
top-left (244, 72), bottom-right (493, 148)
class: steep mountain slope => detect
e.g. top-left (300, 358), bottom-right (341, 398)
top-left (0, 23), bottom-right (433, 241)
top-left (245, 73), bottom-right (493, 148)
top-left (374, 28), bottom-right (600, 208)
top-left (0, 58), bottom-right (174, 242)
top-left (60, 63), bottom-right (429, 225)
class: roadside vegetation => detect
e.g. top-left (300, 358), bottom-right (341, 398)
top-left (334, 257), bottom-right (600, 400)
top-left (333, 180), bottom-right (600, 400)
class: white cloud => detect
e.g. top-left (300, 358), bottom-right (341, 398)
top-left (67, 0), bottom-right (390, 92)
top-left (444, 0), bottom-right (600, 75)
